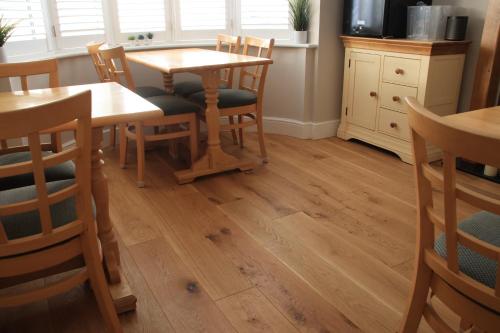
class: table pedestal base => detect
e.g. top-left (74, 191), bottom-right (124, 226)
top-left (174, 146), bottom-right (254, 184)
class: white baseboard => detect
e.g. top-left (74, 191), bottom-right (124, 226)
top-left (262, 117), bottom-right (340, 139)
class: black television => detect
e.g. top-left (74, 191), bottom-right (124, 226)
top-left (343, 0), bottom-right (432, 38)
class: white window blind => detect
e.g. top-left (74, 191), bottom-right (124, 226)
top-left (116, 0), bottom-right (166, 33)
top-left (0, 0), bottom-right (46, 41)
top-left (54, 0), bottom-right (105, 37)
top-left (241, 0), bottom-right (289, 30)
top-left (179, 0), bottom-right (226, 31)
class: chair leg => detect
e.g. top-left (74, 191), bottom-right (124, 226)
top-left (109, 125), bottom-right (116, 148)
top-left (400, 260), bottom-right (433, 333)
top-left (189, 115), bottom-right (199, 166)
top-left (256, 110), bottom-right (267, 163)
top-left (228, 116), bottom-right (238, 145)
top-left (119, 124), bottom-right (127, 169)
top-left (80, 233), bottom-right (123, 333)
top-left (238, 115), bottom-right (244, 148)
top-left (135, 122), bottom-right (146, 188)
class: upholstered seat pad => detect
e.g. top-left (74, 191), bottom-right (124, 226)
top-left (0, 152), bottom-right (75, 191)
top-left (189, 89), bottom-right (257, 109)
top-left (435, 211), bottom-right (500, 288)
top-left (146, 95), bottom-right (201, 116)
top-left (135, 86), bottom-right (167, 98)
top-left (0, 179), bottom-right (82, 240)
top-left (174, 80), bottom-right (227, 98)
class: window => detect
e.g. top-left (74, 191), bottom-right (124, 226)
top-left (116, 0), bottom-right (166, 34)
top-left (0, 0), bottom-right (48, 56)
top-left (51, 0), bottom-right (105, 48)
top-left (3, 0), bottom-right (292, 57)
top-left (175, 0), bottom-right (228, 40)
top-left (240, 0), bottom-right (289, 39)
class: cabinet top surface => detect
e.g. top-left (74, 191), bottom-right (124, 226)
top-left (340, 36), bottom-right (471, 56)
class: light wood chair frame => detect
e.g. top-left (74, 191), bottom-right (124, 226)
top-left (99, 46), bottom-right (198, 187)
top-left (200, 36), bottom-right (274, 162)
top-left (401, 97), bottom-right (500, 333)
top-left (86, 41), bottom-right (118, 148)
top-left (0, 91), bottom-right (122, 332)
top-left (0, 59), bottom-right (63, 154)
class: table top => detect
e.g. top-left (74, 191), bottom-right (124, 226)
top-left (446, 106), bottom-right (500, 140)
top-left (0, 82), bottom-right (162, 128)
top-left (126, 48), bottom-right (273, 74)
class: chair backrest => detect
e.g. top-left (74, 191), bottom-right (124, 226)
top-left (238, 36), bottom-right (274, 99)
top-left (0, 59), bottom-right (59, 91)
top-left (0, 91), bottom-right (93, 258)
top-left (215, 34), bottom-right (241, 88)
top-left (406, 97), bottom-right (500, 312)
top-left (98, 45), bottom-right (136, 92)
top-left (0, 59), bottom-right (60, 151)
top-left (86, 41), bottom-right (110, 83)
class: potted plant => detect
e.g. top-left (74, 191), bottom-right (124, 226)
top-left (127, 35), bottom-right (136, 46)
top-left (137, 34), bottom-right (145, 46)
top-left (289, 0), bottom-right (311, 44)
top-left (0, 16), bottom-right (16, 63)
top-left (146, 32), bottom-right (154, 45)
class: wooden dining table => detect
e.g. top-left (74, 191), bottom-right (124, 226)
top-left (0, 82), bottom-right (163, 313)
top-left (126, 48), bottom-right (273, 184)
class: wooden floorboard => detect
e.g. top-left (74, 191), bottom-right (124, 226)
top-left (2, 133), bottom-right (496, 332)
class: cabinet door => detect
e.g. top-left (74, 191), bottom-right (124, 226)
top-left (347, 52), bottom-right (381, 130)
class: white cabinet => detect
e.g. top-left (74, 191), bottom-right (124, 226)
top-left (337, 36), bottom-right (469, 164)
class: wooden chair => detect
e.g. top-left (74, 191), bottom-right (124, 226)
top-left (0, 90), bottom-right (122, 332)
top-left (0, 59), bottom-right (62, 153)
top-left (87, 41), bottom-right (119, 148)
top-left (99, 46), bottom-right (200, 187)
top-left (401, 97), bottom-right (500, 333)
top-left (189, 36), bottom-right (275, 162)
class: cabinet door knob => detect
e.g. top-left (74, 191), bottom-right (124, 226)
top-left (369, 91), bottom-right (377, 97)
top-left (392, 96), bottom-right (401, 102)
top-left (395, 68), bottom-right (404, 75)
top-left (390, 122), bottom-right (398, 128)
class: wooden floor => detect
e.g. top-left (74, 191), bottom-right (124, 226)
top-left (1, 133), bottom-right (497, 333)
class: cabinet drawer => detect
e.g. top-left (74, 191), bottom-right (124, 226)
top-left (380, 83), bottom-right (418, 113)
top-left (378, 108), bottom-right (411, 141)
top-left (383, 56), bottom-right (421, 87)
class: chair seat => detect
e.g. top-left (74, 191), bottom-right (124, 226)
top-left (174, 80), bottom-right (227, 98)
top-left (146, 95), bottom-right (201, 116)
top-left (135, 86), bottom-right (167, 98)
top-left (0, 179), bottom-right (82, 240)
top-left (435, 211), bottom-right (500, 288)
top-left (0, 152), bottom-right (75, 191)
top-left (189, 89), bottom-right (257, 109)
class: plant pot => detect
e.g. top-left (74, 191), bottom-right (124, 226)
top-left (0, 47), bottom-right (11, 92)
top-left (293, 31), bottom-right (308, 44)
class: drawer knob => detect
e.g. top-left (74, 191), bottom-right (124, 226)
top-left (395, 68), bottom-right (404, 75)
top-left (390, 122), bottom-right (398, 128)
top-left (369, 91), bottom-right (377, 97)
top-left (392, 96), bottom-right (401, 102)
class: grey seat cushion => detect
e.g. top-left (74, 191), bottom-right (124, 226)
top-left (189, 89), bottom-right (257, 109)
top-left (435, 211), bottom-right (500, 288)
top-left (146, 95), bottom-right (201, 116)
top-left (174, 80), bottom-right (227, 98)
top-left (0, 179), bottom-right (81, 240)
top-left (0, 151), bottom-right (75, 191)
top-left (136, 86), bottom-right (167, 98)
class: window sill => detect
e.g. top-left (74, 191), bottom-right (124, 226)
top-left (7, 40), bottom-right (318, 62)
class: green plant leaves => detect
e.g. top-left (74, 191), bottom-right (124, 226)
top-left (288, 0), bottom-right (311, 31)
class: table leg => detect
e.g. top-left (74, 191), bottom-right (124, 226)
top-left (91, 127), bottom-right (137, 314)
top-left (174, 69), bottom-right (254, 184)
top-left (163, 72), bottom-right (174, 95)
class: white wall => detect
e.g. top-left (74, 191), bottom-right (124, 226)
top-left (433, 0), bottom-right (490, 112)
